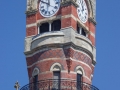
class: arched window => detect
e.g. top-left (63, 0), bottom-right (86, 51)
top-left (50, 63), bottom-right (62, 90)
top-left (32, 68), bottom-right (39, 90)
top-left (75, 66), bottom-right (85, 90)
top-left (77, 24), bottom-right (87, 37)
top-left (39, 22), bottom-right (49, 34)
top-left (38, 20), bottom-right (61, 34)
top-left (51, 20), bottom-right (61, 31)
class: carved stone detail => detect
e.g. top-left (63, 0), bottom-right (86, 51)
top-left (66, 60), bottom-right (72, 73)
top-left (26, 0), bottom-right (38, 15)
top-left (61, 0), bottom-right (78, 7)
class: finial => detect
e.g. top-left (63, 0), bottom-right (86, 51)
top-left (14, 81), bottom-right (20, 90)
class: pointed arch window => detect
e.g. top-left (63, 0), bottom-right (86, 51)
top-left (75, 66), bottom-right (84, 90)
top-left (50, 63), bottom-right (62, 90)
top-left (77, 73), bottom-right (82, 90)
top-left (32, 68), bottom-right (39, 90)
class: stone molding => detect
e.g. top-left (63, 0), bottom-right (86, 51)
top-left (88, 17), bottom-right (97, 25)
top-left (50, 63), bottom-right (63, 71)
top-left (24, 28), bottom-right (94, 61)
top-left (32, 67), bottom-right (40, 76)
top-left (61, 0), bottom-right (78, 7)
top-left (75, 65), bottom-right (85, 76)
top-left (25, 9), bottom-right (38, 15)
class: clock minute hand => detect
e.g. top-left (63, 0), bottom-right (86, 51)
top-left (48, 0), bottom-right (50, 6)
top-left (41, 0), bottom-right (49, 5)
top-left (81, 0), bottom-right (84, 13)
top-left (41, 0), bottom-right (54, 7)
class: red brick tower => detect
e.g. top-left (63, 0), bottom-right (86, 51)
top-left (21, 0), bottom-right (98, 90)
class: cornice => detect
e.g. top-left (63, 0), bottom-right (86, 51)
top-left (24, 42), bottom-right (96, 65)
top-left (61, 0), bottom-right (78, 7)
top-left (88, 17), bottom-right (97, 25)
top-left (25, 9), bottom-right (38, 16)
top-left (24, 42), bottom-right (93, 59)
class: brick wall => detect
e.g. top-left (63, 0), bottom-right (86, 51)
top-left (26, 47), bottom-right (94, 83)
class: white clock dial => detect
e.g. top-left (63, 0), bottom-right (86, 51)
top-left (39, 0), bottom-right (61, 17)
top-left (77, 0), bottom-right (88, 23)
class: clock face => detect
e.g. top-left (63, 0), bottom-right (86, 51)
top-left (39, 0), bottom-right (61, 17)
top-left (77, 0), bottom-right (88, 23)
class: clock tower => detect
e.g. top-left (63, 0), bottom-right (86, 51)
top-left (21, 0), bottom-right (98, 90)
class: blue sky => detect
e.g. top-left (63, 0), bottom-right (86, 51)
top-left (0, 0), bottom-right (120, 90)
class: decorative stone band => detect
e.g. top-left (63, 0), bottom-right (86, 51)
top-left (61, 0), bottom-right (78, 7)
top-left (88, 17), bottom-right (97, 25)
top-left (25, 9), bottom-right (38, 15)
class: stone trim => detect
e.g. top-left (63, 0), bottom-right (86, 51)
top-left (32, 67), bottom-right (40, 76)
top-left (90, 31), bottom-right (95, 38)
top-left (26, 14), bottom-right (89, 32)
top-left (29, 71), bottom-right (91, 82)
top-left (27, 58), bottom-right (92, 71)
top-left (26, 23), bottom-right (37, 28)
top-left (75, 66), bottom-right (85, 76)
top-left (25, 42), bottom-right (93, 59)
top-left (88, 17), bottom-right (97, 25)
top-left (50, 63), bottom-right (63, 71)
top-left (61, 0), bottom-right (78, 7)
top-left (25, 9), bottom-right (38, 15)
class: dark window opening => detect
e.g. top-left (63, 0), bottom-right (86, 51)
top-left (77, 24), bottom-right (80, 34)
top-left (53, 71), bottom-right (60, 90)
top-left (81, 28), bottom-right (86, 36)
top-left (52, 20), bottom-right (61, 31)
top-left (40, 23), bottom-right (49, 33)
top-left (77, 74), bottom-right (82, 90)
top-left (77, 24), bottom-right (87, 37)
top-left (33, 75), bottom-right (38, 90)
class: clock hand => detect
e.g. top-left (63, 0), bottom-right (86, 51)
top-left (41, 0), bottom-right (54, 7)
top-left (48, 0), bottom-right (50, 6)
top-left (41, 0), bottom-right (49, 5)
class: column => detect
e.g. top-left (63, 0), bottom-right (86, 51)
top-left (38, 23), bottom-right (41, 34)
top-left (49, 21), bottom-right (53, 32)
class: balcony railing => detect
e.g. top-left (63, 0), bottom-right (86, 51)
top-left (20, 79), bottom-right (99, 90)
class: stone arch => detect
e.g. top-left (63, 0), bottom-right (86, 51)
top-left (75, 66), bottom-right (85, 76)
top-left (32, 67), bottom-right (40, 77)
top-left (50, 63), bottom-right (62, 71)
top-left (84, 0), bottom-right (94, 18)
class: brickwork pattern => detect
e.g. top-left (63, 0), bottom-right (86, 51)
top-left (26, 48), bottom-right (92, 68)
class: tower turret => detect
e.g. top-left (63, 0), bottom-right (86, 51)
top-left (20, 0), bottom-right (98, 90)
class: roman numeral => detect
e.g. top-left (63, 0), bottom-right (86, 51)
top-left (48, 11), bottom-right (50, 14)
top-left (54, 6), bottom-right (58, 9)
top-left (45, 11), bottom-right (47, 14)
top-left (56, 2), bottom-right (59, 4)
top-left (42, 9), bottom-right (45, 12)
top-left (41, 6), bottom-right (44, 8)
top-left (79, 14), bottom-right (81, 16)
top-left (52, 10), bottom-right (54, 12)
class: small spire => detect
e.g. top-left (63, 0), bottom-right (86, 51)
top-left (14, 81), bottom-right (20, 90)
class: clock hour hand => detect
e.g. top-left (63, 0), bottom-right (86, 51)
top-left (41, 0), bottom-right (54, 7)
top-left (48, 0), bottom-right (50, 5)
top-left (81, 0), bottom-right (84, 13)
top-left (41, 0), bottom-right (49, 5)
